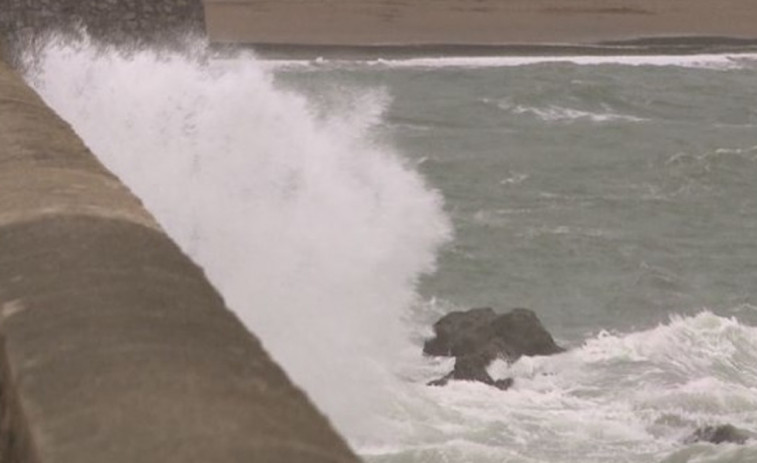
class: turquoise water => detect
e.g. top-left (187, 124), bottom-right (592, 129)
top-left (276, 55), bottom-right (757, 341)
top-left (26, 39), bottom-right (757, 462)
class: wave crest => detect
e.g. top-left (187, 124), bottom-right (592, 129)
top-left (23, 35), bottom-right (452, 442)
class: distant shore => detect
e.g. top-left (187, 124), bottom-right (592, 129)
top-left (231, 38), bottom-right (757, 61)
top-left (204, 0), bottom-right (757, 52)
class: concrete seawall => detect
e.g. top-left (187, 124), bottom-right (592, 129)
top-left (0, 53), bottom-right (360, 462)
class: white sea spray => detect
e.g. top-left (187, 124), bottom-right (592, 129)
top-left (24, 36), bottom-right (452, 443)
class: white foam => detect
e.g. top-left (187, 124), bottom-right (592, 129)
top-left (24, 36), bottom-right (451, 442)
top-left (507, 104), bottom-right (647, 123)
top-left (372, 310), bottom-right (757, 462)
top-left (266, 53), bottom-right (757, 71)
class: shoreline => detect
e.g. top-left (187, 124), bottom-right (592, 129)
top-left (212, 36), bottom-right (757, 60)
top-left (204, 0), bottom-right (757, 55)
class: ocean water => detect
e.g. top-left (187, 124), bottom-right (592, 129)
top-left (21, 37), bottom-right (757, 462)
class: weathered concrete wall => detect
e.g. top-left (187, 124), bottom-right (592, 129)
top-left (0, 0), bottom-right (204, 46)
top-left (0, 54), bottom-right (360, 462)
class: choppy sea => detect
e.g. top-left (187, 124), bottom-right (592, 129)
top-left (21, 36), bottom-right (757, 462)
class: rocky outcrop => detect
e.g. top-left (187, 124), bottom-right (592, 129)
top-left (424, 307), bottom-right (564, 358)
top-left (685, 424), bottom-right (752, 445)
top-left (425, 308), bottom-right (564, 389)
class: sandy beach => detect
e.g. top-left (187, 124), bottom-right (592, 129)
top-left (203, 0), bottom-right (757, 47)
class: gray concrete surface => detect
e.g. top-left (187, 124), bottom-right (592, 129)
top-left (0, 54), bottom-right (360, 463)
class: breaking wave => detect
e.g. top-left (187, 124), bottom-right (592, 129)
top-left (368, 310), bottom-right (757, 462)
top-left (22, 36), bottom-right (451, 442)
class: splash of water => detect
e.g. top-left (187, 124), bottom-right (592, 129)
top-left (23, 36), bottom-right (451, 442)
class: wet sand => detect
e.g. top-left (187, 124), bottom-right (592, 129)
top-left (203, 0), bottom-right (757, 49)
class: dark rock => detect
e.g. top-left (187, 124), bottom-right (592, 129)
top-left (423, 307), bottom-right (498, 357)
top-left (452, 352), bottom-right (498, 382)
top-left (424, 307), bottom-right (564, 360)
top-left (685, 424), bottom-right (751, 445)
top-left (490, 308), bottom-right (565, 357)
top-left (424, 307), bottom-right (564, 389)
top-left (492, 377), bottom-right (515, 390)
top-left (427, 354), bottom-right (514, 391)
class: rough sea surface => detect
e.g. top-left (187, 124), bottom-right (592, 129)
top-left (23, 37), bottom-right (757, 462)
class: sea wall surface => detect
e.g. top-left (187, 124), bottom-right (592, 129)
top-left (0, 52), bottom-right (359, 463)
top-left (0, 0), bottom-right (204, 46)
